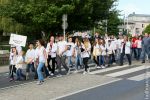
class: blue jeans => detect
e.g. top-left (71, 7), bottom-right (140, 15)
top-left (99, 55), bottom-right (105, 66)
top-left (75, 55), bottom-right (82, 69)
top-left (141, 47), bottom-right (150, 61)
top-left (37, 62), bottom-right (45, 81)
top-left (67, 56), bottom-right (73, 67)
top-left (16, 68), bottom-right (25, 80)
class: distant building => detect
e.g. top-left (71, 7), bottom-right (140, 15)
top-left (119, 12), bottom-right (150, 35)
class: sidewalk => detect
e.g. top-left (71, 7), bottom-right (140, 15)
top-left (0, 65), bottom-right (9, 73)
top-left (0, 73), bottom-right (119, 100)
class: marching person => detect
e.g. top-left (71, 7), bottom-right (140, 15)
top-left (120, 36), bottom-right (132, 66)
top-left (92, 38), bottom-right (101, 68)
top-left (141, 33), bottom-right (150, 63)
top-left (66, 37), bottom-right (75, 69)
top-left (25, 43), bottom-right (36, 80)
top-left (74, 37), bottom-right (83, 71)
top-left (15, 50), bottom-right (26, 81)
top-left (9, 47), bottom-right (17, 81)
top-left (82, 37), bottom-right (91, 74)
top-left (99, 39), bottom-right (107, 68)
top-left (36, 39), bottom-right (48, 85)
top-left (46, 36), bottom-right (57, 76)
top-left (135, 36), bottom-right (142, 60)
top-left (56, 35), bottom-right (70, 77)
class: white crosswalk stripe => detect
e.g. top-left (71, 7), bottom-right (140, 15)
top-left (89, 64), bottom-right (150, 82)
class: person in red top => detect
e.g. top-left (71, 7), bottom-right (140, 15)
top-left (131, 35), bottom-right (138, 60)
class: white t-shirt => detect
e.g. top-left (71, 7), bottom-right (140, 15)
top-left (66, 42), bottom-right (75, 56)
top-left (57, 41), bottom-right (67, 56)
top-left (136, 40), bottom-right (142, 48)
top-left (15, 55), bottom-right (24, 69)
top-left (26, 49), bottom-right (35, 62)
top-left (37, 46), bottom-right (46, 63)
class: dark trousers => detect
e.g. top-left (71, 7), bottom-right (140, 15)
top-left (26, 63), bottom-right (35, 72)
top-left (56, 55), bottom-right (69, 74)
top-left (9, 65), bottom-right (16, 79)
top-left (131, 48), bottom-right (137, 59)
top-left (120, 53), bottom-right (131, 65)
top-left (93, 56), bottom-right (99, 66)
top-left (47, 55), bottom-right (56, 74)
top-left (137, 48), bottom-right (142, 60)
top-left (108, 54), bottom-right (113, 65)
top-left (83, 57), bottom-right (89, 72)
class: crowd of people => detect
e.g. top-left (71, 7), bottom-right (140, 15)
top-left (9, 32), bottom-right (150, 85)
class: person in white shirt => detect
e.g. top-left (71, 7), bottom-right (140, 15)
top-left (36, 39), bottom-right (48, 85)
top-left (99, 39), bottom-right (107, 68)
top-left (74, 38), bottom-right (83, 71)
top-left (66, 37), bottom-right (75, 69)
top-left (46, 36), bottom-right (57, 76)
top-left (25, 43), bottom-right (36, 80)
top-left (120, 36), bottom-right (132, 66)
top-left (56, 35), bottom-right (70, 76)
top-left (81, 38), bottom-right (91, 74)
top-left (9, 47), bottom-right (17, 81)
top-left (15, 51), bottom-right (26, 81)
top-left (135, 36), bottom-right (142, 60)
top-left (92, 38), bottom-right (101, 68)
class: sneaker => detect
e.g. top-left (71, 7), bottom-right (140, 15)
top-left (96, 66), bottom-right (101, 69)
top-left (74, 70), bottom-right (78, 73)
top-left (56, 74), bottom-right (62, 77)
top-left (142, 61), bottom-right (145, 63)
top-left (49, 71), bottom-right (52, 75)
top-left (101, 66), bottom-right (106, 69)
top-left (36, 81), bottom-right (42, 85)
top-left (83, 71), bottom-right (87, 75)
top-left (50, 73), bottom-right (54, 76)
top-left (26, 75), bottom-right (29, 80)
top-left (9, 78), bottom-right (14, 82)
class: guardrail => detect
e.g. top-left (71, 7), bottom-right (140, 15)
top-left (0, 54), bottom-right (9, 66)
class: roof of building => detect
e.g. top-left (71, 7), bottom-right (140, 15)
top-left (128, 13), bottom-right (150, 17)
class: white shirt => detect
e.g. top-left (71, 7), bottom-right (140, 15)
top-left (15, 55), bottom-right (24, 69)
top-left (37, 46), bottom-right (46, 63)
top-left (81, 43), bottom-right (91, 58)
top-left (135, 40), bottom-right (142, 48)
top-left (46, 42), bottom-right (57, 58)
top-left (121, 41), bottom-right (131, 54)
top-left (66, 42), bottom-right (75, 56)
top-left (57, 41), bottom-right (67, 56)
top-left (25, 49), bottom-right (35, 62)
top-left (9, 53), bottom-right (17, 65)
top-left (100, 44), bottom-right (107, 55)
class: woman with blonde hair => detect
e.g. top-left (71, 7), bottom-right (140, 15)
top-left (92, 38), bottom-right (101, 69)
top-left (81, 38), bottom-right (91, 74)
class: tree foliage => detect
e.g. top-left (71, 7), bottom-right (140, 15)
top-left (144, 24), bottom-right (150, 34)
top-left (0, 0), bottom-right (120, 37)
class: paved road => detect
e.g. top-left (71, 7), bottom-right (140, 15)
top-left (0, 61), bottom-right (149, 100)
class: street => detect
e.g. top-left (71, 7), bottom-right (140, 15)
top-left (0, 61), bottom-right (149, 100)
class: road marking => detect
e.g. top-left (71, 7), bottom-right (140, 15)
top-left (89, 65), bottom-right (128, 74)
top-left (128, 72), bottom-right (150, 81)
top-left (50, 79), bottom-right (121, 100)
top-left (106, 65), bottom-right (149, 77)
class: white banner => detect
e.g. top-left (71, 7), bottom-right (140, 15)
top-left (9, 34), bottom-right (27, 47)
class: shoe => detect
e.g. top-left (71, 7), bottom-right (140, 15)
top-left (26, 74), bottom-right (29, 80)
top-left (9, 78), bottom-right (14, 82)
top-left (36, 81), bottom-right (43, 85)
top-left (97, 66), bottom-right (101, 69)
top-left (142, 61), bottom-right (145, 63)
top-left (101, 66), bottom-right (106, 69)
top-left (83, 71), bottom-right (87, 75)
top-left (74, 70), bottom-right (78, 73)
top-left (49, 71), bottom-right (52, 75)
top-left (87, 68), bottom-right (90, 73)
top-left (56, 74), bottom-right (62, 77)
top-left (50, 73), bottom-right (54, 76)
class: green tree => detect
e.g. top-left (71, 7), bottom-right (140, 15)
top-left (144, 24), bottom-right (150, 34)
top-left (0, 0), bottom-right (119, 38)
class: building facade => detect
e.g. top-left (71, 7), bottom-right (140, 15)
top-left (119, 13), bottom-right (150, 35)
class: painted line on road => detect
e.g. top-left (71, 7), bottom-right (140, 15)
top-left (89, 64), bottom-right (128, 74)
top-left (106, 65), bottom-right (149, 77)
top-left (50, 79), bottom-right (121, 100)
top-left (128, 72), bottom-right (150, 81)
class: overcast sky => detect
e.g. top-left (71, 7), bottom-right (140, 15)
top-left (117, 0), bottom-right (150, 16)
